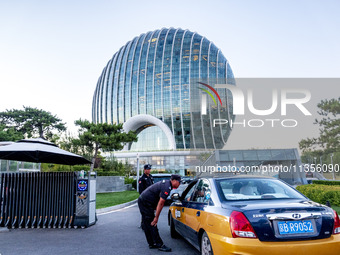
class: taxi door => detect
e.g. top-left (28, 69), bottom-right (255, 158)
top-left (172, 180), bottom-right (197, 237)
top-left (184, 179), bottom-right (211, 248)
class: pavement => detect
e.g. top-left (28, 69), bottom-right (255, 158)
top-left (0, 201), bottom-right (199, 255)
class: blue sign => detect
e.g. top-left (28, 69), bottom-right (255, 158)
top-left (77, 180), bottom-right (88, 191)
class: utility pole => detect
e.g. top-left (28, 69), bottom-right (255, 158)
top-left (331, 153), bottom-right (335, 180)
top-left (136, 153), bottom-right (140, 193)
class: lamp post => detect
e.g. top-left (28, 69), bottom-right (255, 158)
top-left (136, 153), bottom-right (140, 193)
top-left (320, 156), bottom-right (324, 177)
top-left (331, 153), bottom-right (335, 180)
top-left (313, 157), bottom-right (317, 177)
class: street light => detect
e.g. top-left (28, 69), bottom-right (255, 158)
top-left (331, 153), bottom-right (335, 180)
top-left (136, 153), bottom-right (140, 193)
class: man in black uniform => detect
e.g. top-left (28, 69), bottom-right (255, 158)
top-left (138, 174), bottom-right (181, 252)
top-left (138, 164), bottom-right (154, 194)
top-left (138, 164), bottom-right (154, 229)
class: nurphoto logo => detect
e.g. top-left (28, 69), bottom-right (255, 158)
top-left (199, 81), bottom-right (312, 128)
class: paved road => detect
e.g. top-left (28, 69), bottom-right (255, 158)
top-left (0, 204), bottom-right (199, 255)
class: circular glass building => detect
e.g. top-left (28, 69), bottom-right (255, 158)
top-left (92, 28), bottom-right (235, 151)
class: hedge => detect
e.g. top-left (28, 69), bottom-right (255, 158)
top-left (96, 171), bottom-right (122, 176)
top-left (312, 180), bottom-right (340, 186)
top-left (296, 184), bottom-right (340, 206)
top-left (132, 180), bottom-right (137, 190)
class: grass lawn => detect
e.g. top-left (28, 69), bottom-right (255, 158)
top-left (96, 190), bottom-right (139, 209)
top-left (332, 205), bottom-right (340, 214)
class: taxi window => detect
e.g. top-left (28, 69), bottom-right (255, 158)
top-left (184, 184), bottom-right (196, 201)
top-left (192, 179), bottom-right (211, 203)
top-left (181, 180), bottom-right (197, 201)
top-left (216, 178), bottom-right (305, 201)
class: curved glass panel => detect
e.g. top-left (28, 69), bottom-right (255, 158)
top-left (146, 30), bottom-right (160, 116)
top-left (138, 32), bottom-right (153, 115)
top-left (200, 38), bottom-right (212, 148)
top-left (162, 28), bottom-right (176, 133)
top-left (209, 44), bottom-right (223, 148)
top-left (190, 34), bottom-right (204, 149)
top-left (124, 37), bottom-right (138, 121)
top-left (112, 46), bottom-right (125, 124)
top-left (181, 31), bottom-right (194, 149)
top-left (172, 29), bottom-right (184, 149)
top-left (130, 126), bottom-right (170, 151)
top-left (118, 41), bottom-right (131, 124)
top-left (131, 33), bottom-right (146, 117)
top-left (154, 29), bottom-right (168, 120)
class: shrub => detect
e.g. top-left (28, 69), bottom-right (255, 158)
top-left (132, 180), bottom-right (137, 190)
top-left (296, 184), bottom-right (340, 206)
top-left (96, 171), bottom-right (121, 176)
top-left (73, 165), bottom-right (91, 172)
top-left (312, 180), bottom-right (340, 186)
top-left (125, 177), bottom-right (134, 184)
top-left (99, 155), bottom-right (134, 176)
top-left (41, 163), bottom-right (91, 172)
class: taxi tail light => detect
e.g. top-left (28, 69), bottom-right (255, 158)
top-left (333, 210), bottom-right (340, 235)
top-left (230, 211), bottom-right (257, 238)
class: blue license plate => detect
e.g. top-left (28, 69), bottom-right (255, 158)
top-left (278, 220), bottom-right (314, 235)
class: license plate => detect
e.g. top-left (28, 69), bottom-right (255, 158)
top-left (277, 220), bottom-right (314, 235)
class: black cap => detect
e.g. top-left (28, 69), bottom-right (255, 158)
top-left (171, 174), bottom-right (181, 183)
top-left (144, 164), bottom-right (152, 170)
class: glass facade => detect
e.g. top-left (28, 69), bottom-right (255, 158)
top-left (115, 153), bottom-right (199, 176)
top-left (92, 28), bottom-right (235, 150)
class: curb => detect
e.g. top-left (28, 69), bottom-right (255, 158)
top-left (0, 227), bottom-right (9, 233)
top-left (96, 198), bottom-right (138, 214)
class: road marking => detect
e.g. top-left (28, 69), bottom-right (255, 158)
top-left (97, 203), bottom-right (137, 216)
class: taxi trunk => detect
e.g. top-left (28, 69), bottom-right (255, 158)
top-left (225, 199), bottom-right (336, 242)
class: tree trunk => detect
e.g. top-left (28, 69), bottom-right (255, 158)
top-left (90, 143), bottom-right (99, 172)
top-left (38, 125), bottom-right (44, 139)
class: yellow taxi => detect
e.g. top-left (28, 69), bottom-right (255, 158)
top-left (168, 176), bottom-right (340, 255)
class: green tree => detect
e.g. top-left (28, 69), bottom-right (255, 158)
top-left (299, 97), bottom-right (340, 154)
top-left (0, 106), bottom-right (66, 140)
top-left (74, 119), bottom-right (138, 171)
top-left (99, 154), bottom-right (133, 176)
top-left (0, 123), bottom-right (24, 142)
top-left (58, 132), bottom-right (93, 160)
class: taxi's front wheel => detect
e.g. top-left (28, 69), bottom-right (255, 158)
top-left (201, 231), bottom-right (214, 255)
top-left (170, 216), bottom-right (179, 238)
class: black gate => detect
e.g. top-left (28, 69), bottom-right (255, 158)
top-left (0, 172), bottom-right (76, 229)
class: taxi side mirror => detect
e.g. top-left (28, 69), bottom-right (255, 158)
top-left (171, 193), bottom-right (180, 201)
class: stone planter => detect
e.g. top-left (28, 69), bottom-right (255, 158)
top-left (96, 176), bottom-right (126, 193)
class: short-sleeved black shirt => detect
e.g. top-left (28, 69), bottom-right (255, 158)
top-left (140, 180), bottom-right (172, 209)
top-left (138, 173), bottom-right (154, 194)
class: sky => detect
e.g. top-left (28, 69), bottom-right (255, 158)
top-left (0, 0), bottom-right (339, 150)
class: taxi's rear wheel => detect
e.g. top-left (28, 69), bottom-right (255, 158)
top-left (201, 231), bottom-right (214, 255)
top-left (170, 216), bottom-right (179, 238)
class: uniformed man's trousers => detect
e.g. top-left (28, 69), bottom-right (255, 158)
top-left (138, 197), bottom-right (164, 247)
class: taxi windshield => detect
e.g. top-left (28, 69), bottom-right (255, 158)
top-left (216, 178), bottom-right (305, 201)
